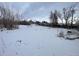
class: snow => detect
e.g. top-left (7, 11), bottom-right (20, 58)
top-left (0, 25), bottom-right (79, 56)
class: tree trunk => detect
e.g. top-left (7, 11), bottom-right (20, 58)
top-left (71, 14), bottom-right (73, 27)
top-left (66, 19), bottom-right (67, 26)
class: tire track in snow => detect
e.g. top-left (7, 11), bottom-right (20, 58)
top-left (0, 35), bottom-right (7, 55)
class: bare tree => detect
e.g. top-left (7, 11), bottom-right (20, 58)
top-left (0, 5), bottom-right (19, 29)
top-left (70, 9), bottom-right (75, 27)
top-left (49, 10), bottom-right (59, 26)
top-left (63, 8), bottom-right (71, 26)
top-left (50, 11), bottom-right (54, 24)
top-left (63, 3), bottom-right (78, 27)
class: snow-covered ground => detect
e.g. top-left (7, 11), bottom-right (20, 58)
top-left (0, 25), bottom-right (79, 56)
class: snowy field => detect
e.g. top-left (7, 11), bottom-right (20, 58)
top-left (0, 25), bottom-right (79, 56)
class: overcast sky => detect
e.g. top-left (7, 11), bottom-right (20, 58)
top-left (0, 2), bottom-right (79, 22)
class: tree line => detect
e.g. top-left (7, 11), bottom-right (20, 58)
top-left (49, 3), bottom-right (79, 28)
top-left (0, 3), bottom-right (79, 30)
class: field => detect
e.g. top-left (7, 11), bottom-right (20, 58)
top-left (0, 25), bottom-right (79, 56)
